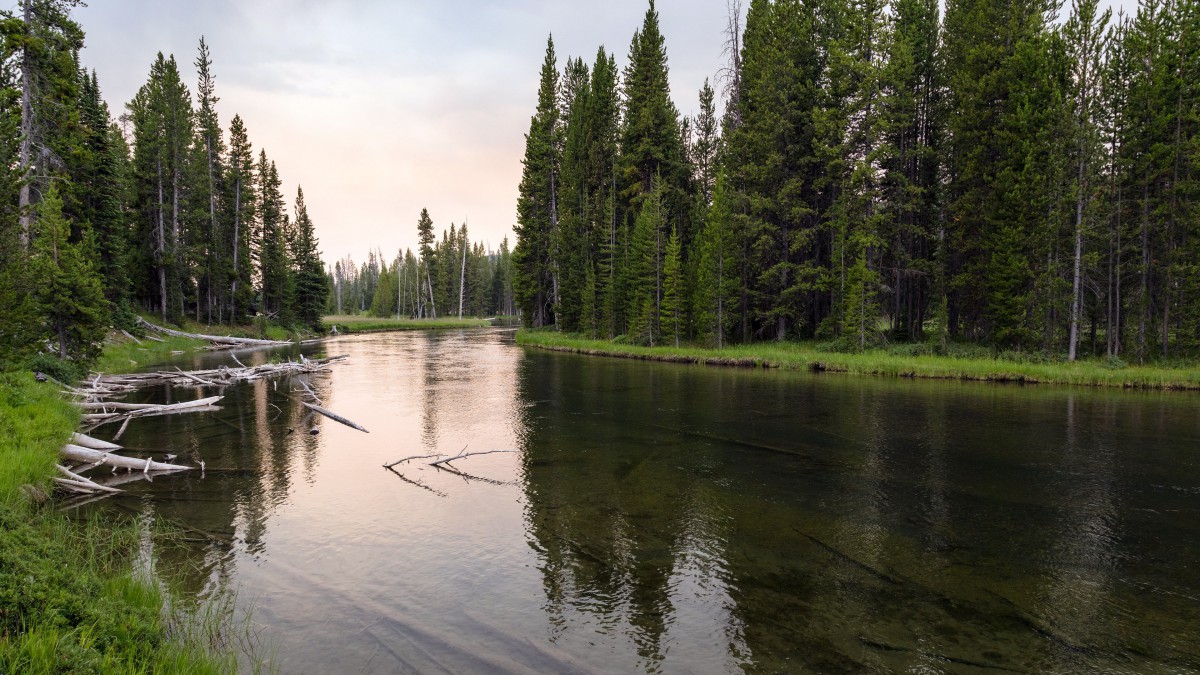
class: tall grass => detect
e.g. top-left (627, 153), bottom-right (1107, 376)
top-left (516, 331), bottom-right (1200, 390)
top-left (0, 372), bottom-right (78, 503)
top-left (0, 371), bottom-right (258, 673)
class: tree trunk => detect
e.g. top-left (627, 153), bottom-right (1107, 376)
top-left (18, 0), bottom-right (33, 249)
top-left (1068, 156), bottom-right (1085, 362)
top-left (157, 159), bottom-right (167, 322)
top-left (458, 240), bottom-right (467, 319)
top-left (231, 178), bottom-right (241, 322)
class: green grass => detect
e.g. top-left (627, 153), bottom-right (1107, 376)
top-left (324, 314), bottom-right (490, 333)
top-left (92, 333), bottom-right (213, 376)
top-left (0, 371), bottom-right (252, 673)
top-left (516, 330), bottom-right (1200, 390)
top-left (0, 372), bottom-right (79, 503)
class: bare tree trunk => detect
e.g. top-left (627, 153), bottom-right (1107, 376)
top-left (425, 264), bottom-right (437, 318)
top-left (18, 0), bottom-right (33, 249)
top-left (231, 178), bottom-right (241, 322)
top-left (458, 239), bottom-right (467, 319)
top-left (207, 136), bottom-right (217, 324)
top-left (1068, 156), bottom-right (1085, 362)
top-left (157, 159), bottom-right (167, 322)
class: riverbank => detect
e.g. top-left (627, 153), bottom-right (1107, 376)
top-left (515, 331), bottom-right (1200, 390)
top-left (0, 374), bottom-right (239, 672)
top-left (324, 315), bottom-right (490, 333)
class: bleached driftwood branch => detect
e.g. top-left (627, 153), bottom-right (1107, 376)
top-left (301, 401), bottom-right (368, 433)
top-left (137, 316), bottom-right (292, 346)
top-left (60, 444), bottom-right (191, 472)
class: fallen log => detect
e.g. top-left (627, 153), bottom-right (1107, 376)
top-left (301, 401), bottom-right (369, 433)
top-left (71, 432), bottom-right (121, 450)
top-left (55, 465), bottom-right (123, 493)
top-left (76, 401), bottom-right (162, 411)
top-left (54, 477), bottom-right (114, 494)
top-left (83, 356), bottom-right (347, 391)
top-left (80, 396), bottom-right (223, 424)
top-left (137, 316), bottom-right (291, 346)
top-left (61, 444), bottom-right (191, 472)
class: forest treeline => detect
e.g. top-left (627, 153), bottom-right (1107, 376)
top-left (512, 0), bottom-right (1200, 362)
top-left (328, 212), bottom-right (517, 320)
top-left (0, 0), bottom-right (327, 368)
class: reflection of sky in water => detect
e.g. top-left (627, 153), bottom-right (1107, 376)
top-left (89, 331), bottom-right (1200, 673)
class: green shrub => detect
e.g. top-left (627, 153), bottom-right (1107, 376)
top-left (23, 353), bottom-right (86, 384)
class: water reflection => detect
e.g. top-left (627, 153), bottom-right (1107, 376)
top-left (517, 350), bottom-right (1200, 672)
top-left (79, 332), bottom-right (1200, 673)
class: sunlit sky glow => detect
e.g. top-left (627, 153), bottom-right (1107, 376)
top-left (75, 0), bottom-right (1137, 268)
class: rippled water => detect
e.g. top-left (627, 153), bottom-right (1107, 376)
top-left (83, 329), bottom-right (1200, 672)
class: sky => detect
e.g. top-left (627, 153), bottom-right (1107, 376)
top-left (74, 0), bottom-right (1139, 269)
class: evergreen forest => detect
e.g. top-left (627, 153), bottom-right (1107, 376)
top-left (512, 0), bottom-right (1200, 363)
top-left (0, 0), bottom-right (331, 370)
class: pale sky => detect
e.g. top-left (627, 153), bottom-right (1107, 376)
top-left (74, 1), bottom-right (1137, 268)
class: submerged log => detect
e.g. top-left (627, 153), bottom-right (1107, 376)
top-left (60, 444), bottom-right (191, 472)
top-left (301, 401), bottom-right (369, 433)
top-left (55, 465), bottom-right (122, 493)
top-left (137, 316), bottom-right (292, 346)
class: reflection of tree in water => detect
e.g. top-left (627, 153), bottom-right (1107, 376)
top-left (94, 355), bottom-right (326, 601)
top-left (518, 352), bottom-right (1199, 672)
top-left (518, 354), bottom-right (743, 671)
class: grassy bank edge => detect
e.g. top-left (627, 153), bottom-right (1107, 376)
top-left (515, 331), bottom-right (1200, 391)
top-left (0, 372), bottom-right (242, 673)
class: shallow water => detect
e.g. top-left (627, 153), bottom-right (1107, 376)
top-left (86, 329), bottom-right (1200, 672)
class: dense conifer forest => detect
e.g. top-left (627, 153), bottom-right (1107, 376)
top-left (0, 0), bottom-right (332, 370)
top-left (512, 0), bottom-right (1200, 363)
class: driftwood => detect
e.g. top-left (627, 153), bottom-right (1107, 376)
top-left (61, 444), bottom-right (191, 472)
top-left (119, 329), bottom-right (142, 344)
top-left (56, 465), bottom-right (122, 493)
top-left (77, 401), bottom-right (163, 411)
top-left (384, 447), bottom-right (513, 469)
top-left (137, 316), bottom-right (292, 346)
top-left (301, 401), bottom-right (369, 433)
top-left (79, 396), bottom-right (224, 430)
top-left (71, 432), bottom-right (121, 451)
top-left (82, 355), bottom-right (347, 392)
top-left (431, 449), bottom-right (513, 467)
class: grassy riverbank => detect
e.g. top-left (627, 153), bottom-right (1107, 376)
top-left (324, 314), bottom-right (490, 333)
top-left (516, 331), bottom-right (1200, 390)
top-left (0, 372), bottom-right (239, 672)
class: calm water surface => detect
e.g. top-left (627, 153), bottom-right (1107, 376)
top-left (86, 329), bottom-right (1200, 673)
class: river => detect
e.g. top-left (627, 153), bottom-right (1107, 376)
top-left (85, 328), bottom-right (1200, 673)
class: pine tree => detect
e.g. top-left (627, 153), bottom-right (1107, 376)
top-left (1064, 0), bottom-right (1111, 360)
top-left (695, 172), bottom-right (739, 348)
top-left (29, 186), bottom-right (106, 361)
top-left (225, 114), bottom-right (255, 322)
top-left (290, 186), bottom-right (327, 330)
top-left (416, 207), bottom-right (437, 318)
top-left (513, 36), bottom-right (560, 327)
top-left (257, 150), bottom-right (288, 319)
top-left (193, 36), bottom-right (226, 323)
top-left (727, 0), bottom-right (823, 340)
top-left (127, 52), bottom-right (193, 322)
top-left (660, 224), bottom-right (683, 346)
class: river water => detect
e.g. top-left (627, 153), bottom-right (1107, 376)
top-left (85, 329), bottom-right (1200, 673)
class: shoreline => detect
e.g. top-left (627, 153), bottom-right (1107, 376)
top-left (515, 331), bottom-right (1200, 391)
